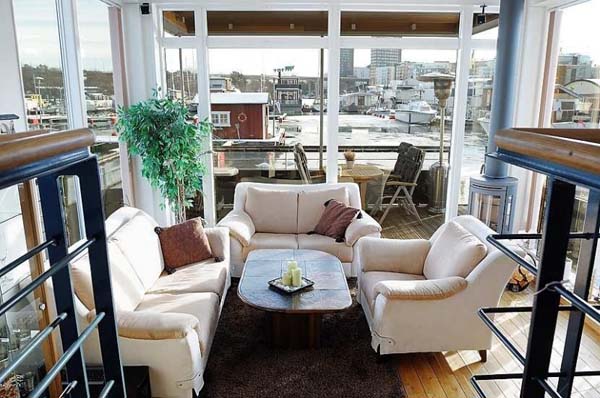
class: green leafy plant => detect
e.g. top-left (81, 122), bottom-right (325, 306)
top-left (116, 90), bottom-right (211, 223)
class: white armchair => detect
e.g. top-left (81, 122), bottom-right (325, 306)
top-left (357, 215), bottom-right (520, 360)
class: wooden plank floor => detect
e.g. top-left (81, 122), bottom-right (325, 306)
top-left (380, 209), bottom-right (600, 398)
top-left (392, 289), bottom-right (600, 398)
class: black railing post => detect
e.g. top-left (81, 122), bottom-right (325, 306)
top-left (520, 178), bottom-right (576, 398)
top-left (557, 190), bottom-right (600, 396)
top-left (37, 173), bottom-right (90, 398)
top-left (72, 156), bottom-right (127, 397)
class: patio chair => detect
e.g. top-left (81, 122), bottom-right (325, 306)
top-left (293, 142), bottom-right (325, 183)
top-left (373, 142), bottom-right (425, 224)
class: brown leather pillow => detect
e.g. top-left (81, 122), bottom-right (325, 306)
top-left (311, 199), bottom-right (361, 242)
top-left (155, 218), bottom-right (213, 273)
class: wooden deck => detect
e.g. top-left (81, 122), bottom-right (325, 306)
top-left (379, 208), bottom-right (600, 398)
top-left (392, 289), bottom-right (600, 398)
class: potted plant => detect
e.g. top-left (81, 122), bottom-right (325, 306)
top-left (344, 150), bottom-right (356, 169)
top-left (116, 90), bottom-right (212, 223)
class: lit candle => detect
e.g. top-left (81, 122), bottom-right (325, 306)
top-left (292, 267), bottom-right (302, 287)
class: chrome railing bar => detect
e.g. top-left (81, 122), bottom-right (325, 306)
top-left (0, 312), bottom-right (67, 384)
top-left (0, 238), bottom-right (57, 279)
top-left (0, 237), bottom-right (95, 316)
top-left (28, 312), bottom-right (106, 398)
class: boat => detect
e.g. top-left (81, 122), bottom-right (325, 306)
top-left (477, 116), bottom-right (490, 135)
top-left (312, 98), bottom-right (327, 112)
top-left (394, 101), bottom-right (436, 125)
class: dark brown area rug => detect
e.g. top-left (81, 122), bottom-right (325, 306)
top-left (202, 279), bottom-right (406, 398)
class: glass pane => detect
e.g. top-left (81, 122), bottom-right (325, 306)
top-left (207, 49), bottom-right (327, 221)
top-left (0, 188), bottom-right (50, 397)
top-left (339, 48), bottom-right (457, 238)
top-left (163, 48), bottom-right (202, 219)
top-left (163, 10), bottom-right (195, 37)
top-left (459, 49), bottom-right (496, 207)
top-left (550, 1), bottom-right (600, 301)
top-left (13, 0), bottom-right (68, 131)
top-left (78, 0), bottom-right (124, 218)
top-left (207, 11), bottom-right (327, 36)
top-left (164, 48), bottom-right (198, 107)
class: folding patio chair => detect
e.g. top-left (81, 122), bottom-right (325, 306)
top-left (373, 142), bottom-right (425, 224)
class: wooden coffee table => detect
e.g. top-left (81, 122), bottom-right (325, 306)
top-left (238, 249), bottom-right (352, 348)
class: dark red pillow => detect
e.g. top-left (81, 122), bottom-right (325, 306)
top-left (311, 199), bottom-right (361, 242)
top-left (155, 217), bottom-right (213, 273)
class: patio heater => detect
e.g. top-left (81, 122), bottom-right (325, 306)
top-left (418, 73), bottom-right (454, 213)
top-left (467, 0), bottom-right (524, 233)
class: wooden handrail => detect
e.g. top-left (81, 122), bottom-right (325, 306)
top-left (495, 128), bottom-right (600, 175)
top-left (0, 129), bottom-right (50, 142)
top-left (0, 129), bottom-right (95, 172)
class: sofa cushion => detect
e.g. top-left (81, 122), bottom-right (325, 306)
top-left (297, 187), bottom-right (349, 234)
top-left (313, 200), bottom-right (360, 241)
top-left (71, 243), bottom-right (145, 312)
top-left (147, 259), bottom-right (229, 299)
top-left (297, 234), bottom-right (353, 262)
top-left (242, 233), bottom-right (298, 261)
top-left (360, 271), bottom-right (425, 310)
top-left (423, 221), bottom-right (488, 280)
top-left (110, 212), bottom-right (164, 290)
top-left (244, 187), bottom-right (298, 234)
top-left (135, 292), bottom-right (220, 355)
top-left (155, 218), bottom-right (213, 271)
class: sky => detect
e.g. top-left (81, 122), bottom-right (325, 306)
top-left (12, 0), bottom-right (600, 75)
top-left (14, 0), bottom-right (113, 71)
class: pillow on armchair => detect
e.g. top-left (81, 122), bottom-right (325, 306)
top-left (423, 221), bottom-right (487, 279)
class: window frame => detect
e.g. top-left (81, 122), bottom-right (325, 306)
top-left (154, 3), bottom-right (498, 226)
top-left (211, 111), bottom-right (231, 127)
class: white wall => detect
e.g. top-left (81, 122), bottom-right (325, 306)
top-left (510, 1), bottom-right (551, 233)
top-left (122, 3), bottom-right (172, 226)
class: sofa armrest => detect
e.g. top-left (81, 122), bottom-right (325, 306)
top-left (357, 237), bottom-right (430, 274)
top-left (217, 211), bottom-right (255, 247)
top-left (205, 226), bottom-right (230, 260)
top-left (345, 212), bottom-right (382, 246)
top-left (88, 310), bottom-right (200, 340)
top-left (374, 277), bottom-right (467, 301)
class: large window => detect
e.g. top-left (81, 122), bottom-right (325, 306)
top-left (207, 48), bottom-right (327, 221)
top-left (14, 0), bottom-right (68, 131)
top-left (546, 1), bottom-right (600, 301)
top-left (458, 49), bottom-right (497, 206)
top-left (78, 0), bottom-right (124, 219)
top-left (339, 47), bottom-right (457, 235)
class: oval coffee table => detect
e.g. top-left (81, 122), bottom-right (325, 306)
top-left (238, 249), bottom-right (352, 348)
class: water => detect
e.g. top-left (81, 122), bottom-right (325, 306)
top-left (279, 113), bottom-right (487, 178)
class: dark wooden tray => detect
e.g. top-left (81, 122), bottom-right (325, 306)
top-left (268, 277), bottom-right (314, 294)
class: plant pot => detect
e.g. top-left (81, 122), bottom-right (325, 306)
top-left (346, 160), bottom-right (354, 169)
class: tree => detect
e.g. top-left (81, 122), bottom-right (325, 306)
top-left (229, 71), bottom-right (247, 91)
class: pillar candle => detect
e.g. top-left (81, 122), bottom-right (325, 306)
top-left (281, 271), bottom-right (292, 286)
top-left (292, 268), bottom-right (302, 287)
top-left (287, 260), bottom-right (298, 272)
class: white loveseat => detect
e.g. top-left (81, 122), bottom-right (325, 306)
top-left (69, 207), bottom-right (230, 398)
top-left (357, 215), bottom-right (519, 357)
top-left (217, 182), bottom-right (382, 277)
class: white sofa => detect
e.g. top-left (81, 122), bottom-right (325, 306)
top-left (356, 215), bottom-right (518, 358)
top-left (69, 207), bottom-right (230, 398)
top-left (217, 182), bottom-right (382, 277)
